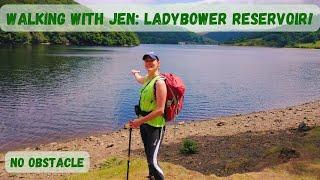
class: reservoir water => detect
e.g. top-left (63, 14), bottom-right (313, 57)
top-left (0, 44), bottom-right (319, 151)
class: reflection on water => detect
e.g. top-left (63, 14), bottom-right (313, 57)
top-left (0, 44), bottom-right (319, 151)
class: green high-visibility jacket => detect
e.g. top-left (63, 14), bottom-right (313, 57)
top-left (139, 76), bottom-right (166, 127)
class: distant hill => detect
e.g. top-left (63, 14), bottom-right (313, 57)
top-left (137, 32), bottom-right (216, 44)
top-left (202, 14), bottom-right (320, 49)
top-left (224, 29), bottom-right (320, 48)
top-left (203, 29), bottom-right (320, 48)
top-left (202, 32), bottom-right (264, 43)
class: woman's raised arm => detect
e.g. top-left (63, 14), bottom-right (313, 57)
top-left (131, 69), bottom-right (145, 84)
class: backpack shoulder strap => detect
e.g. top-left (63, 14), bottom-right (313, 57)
top-left (153, 76), bottom-right (166, 98)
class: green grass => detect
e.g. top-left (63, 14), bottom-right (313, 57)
top-left (66, 157), bottom-right (147, 180)
top-left (306, 127), bottom-right (320, 140)
top-left (263, 146), bottom-right (283, 158)
top-left (180, 138), bottom-right (198, 155)
top-left (65, 156), bottom-right (211, 180)
top-left (276, 161), bottom-right (320, 179)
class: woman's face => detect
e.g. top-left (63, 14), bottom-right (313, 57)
top-left (144, 58), bottom-right (160, 73)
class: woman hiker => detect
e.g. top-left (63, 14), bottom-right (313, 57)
top-left (129, 52), bottom-right (167, 180)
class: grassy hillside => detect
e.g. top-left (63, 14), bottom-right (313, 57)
top-left (204, 28), bottom-right (320, 48)
top-left (224, 30), bottom-right (320, 48)
top-left (203, 24), bottom-right (320, 49)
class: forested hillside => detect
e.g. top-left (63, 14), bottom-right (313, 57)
top-left (137, 32), bottom-right (216, 44)
top-left (0, 0), bottom-right (140, 46)
top-left (204, 29), bottom-right (320, 48)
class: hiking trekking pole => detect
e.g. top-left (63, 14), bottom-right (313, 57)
top-left (126, 128), bottom-right (132, 180)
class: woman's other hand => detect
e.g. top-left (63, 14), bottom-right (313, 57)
top-left (129, 119), bottom-right (142, 129)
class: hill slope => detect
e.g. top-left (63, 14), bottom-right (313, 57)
top-left (204, 29), bottom-right (320, 48)
top-left (137, 32), bottom-right (216, 44)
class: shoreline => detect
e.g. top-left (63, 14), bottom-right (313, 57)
top-left (1, 43), bottom-right (320, 50)
top-left (0, 100), bottom-right (319, 179)
top-left (0, 100), bottom-right (312, 153)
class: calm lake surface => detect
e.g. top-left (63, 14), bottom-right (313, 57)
top-left (0, 44), bottom-right (319, 151)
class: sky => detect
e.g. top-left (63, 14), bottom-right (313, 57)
top-left (75, 0), bottom-right (320, 5)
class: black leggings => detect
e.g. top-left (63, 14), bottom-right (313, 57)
top-left (140, 123), bottom-right (165, 180)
